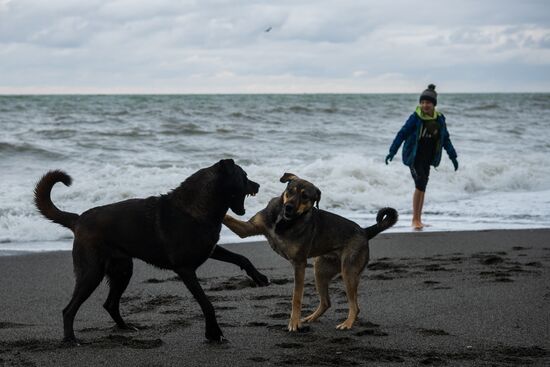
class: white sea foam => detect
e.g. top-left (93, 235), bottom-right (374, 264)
top-left (2, 150), bottom-right (549, 250)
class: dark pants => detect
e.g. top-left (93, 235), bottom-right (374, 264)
top-left (411, 137), bottom-right (436, 192)
top-left (410, 161), bottom-right (430, 192)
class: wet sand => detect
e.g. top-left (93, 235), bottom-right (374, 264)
top-left (1, 229), bottom-right (549, 366)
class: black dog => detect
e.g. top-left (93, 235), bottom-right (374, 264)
top-left (34, 159), bottom-right (268, 344)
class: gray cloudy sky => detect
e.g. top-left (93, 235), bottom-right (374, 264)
top-left (1, 0), bottom-right (549, 93)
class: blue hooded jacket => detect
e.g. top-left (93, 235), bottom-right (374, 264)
top-left (389, 109), bottom-right (457, 167)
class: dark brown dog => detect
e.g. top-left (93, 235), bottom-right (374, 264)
top-left (34, 159), bottom-right (268, 344)
top-left (224, 173), bottom-right (397, 331)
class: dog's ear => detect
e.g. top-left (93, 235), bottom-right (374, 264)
top-left (219, 159), bottom-right (235, 174)
top-left (314, 187), bottom-right (321, 208)
top-left (280, 172), bottom-right (298, 183)
top-left (220, 158), bottom-right (235, 166)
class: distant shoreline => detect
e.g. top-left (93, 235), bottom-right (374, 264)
top-left (2, 92), bottom-right (550, 97)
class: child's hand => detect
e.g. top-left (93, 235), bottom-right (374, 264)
top-left (451, 157), bottom-right (459, 171)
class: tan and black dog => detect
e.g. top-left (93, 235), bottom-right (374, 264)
top-left (224, 173), bottom-right (397, 331)
top-left (34, 159), bottom-right (268, 344)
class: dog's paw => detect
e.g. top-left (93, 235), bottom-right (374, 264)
top-left (336, 319), bottom-right (355, 330)
top-left (115, 323), bottom-right (140, 332)
top-left (288, 324), bottom-right (311, 333)
top-left (301, 314), bottom-right (319, 323)
top-left (205, 327), bottom-right (225, 343)
top-left (61, 337), bottom-right (82, 347)
top-left (287, 318), bottom-right (303, 332)
top-left (205, 334), bottom-right (228, 344)
top-left (251, 271), bottom-right (270, 287)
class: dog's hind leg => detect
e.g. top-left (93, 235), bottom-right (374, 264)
top-left (210, 246), bottom-right (269, 286)
top-left (103, 257), bottom-right (136, 330)
top-left (336, 247), bottom-right (368, 330)
top-left (176, 267), bottom-right (224, 342)
top-left (63, 246), bottom-right (105, 344)
top-left (303, 255), bottom-right (339, 323)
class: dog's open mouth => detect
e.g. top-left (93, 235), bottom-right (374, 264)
top-left (246, 180), bottom-right (260, 197)
top-left (231, 180), bottom-right (259, 215)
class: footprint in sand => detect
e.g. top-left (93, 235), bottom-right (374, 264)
top-left (329, 336), bottom-right (355, 344)
top-left (247, 321), bottom-right (269, 327)
top-left (369, 273), bottom-right (395, 280)
top-left (92, 335), bottom-right (164, 349)
top-left (418, 328), bottom-right (450, 336)
top-left (0, 338), bottom-right (63, 353)
top-left (276, 342), bottom-right (304, 349)
top-left (270, 278), bottom-right (293, 285)
top-left (0, 322), bottom-right (28, 329)
top-left (215, 306), bottom-right (237, 310)
top-left (354, 321), bottom-right (387, 337)
top-left (208, 277), bottom-right (257, 291)
top-left (480, 255), bottom-right (505, 265)
top-left (128, 295), bottom-right (183, 314)
top-left (248, 357), bottom-right (269, 362)
top-left (355, 329), bottom-right (388, 337)
top-left (424, 264), bottom-right (450, 272)
top-left (269, 312), bottom-right (288, 319)
top-left (251, 294), bottom-right (281, 301)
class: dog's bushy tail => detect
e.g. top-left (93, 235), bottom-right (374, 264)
top-left (364, 207), bottom-right (398, 240)
top-left (34, 170), bottom-right (79, 231)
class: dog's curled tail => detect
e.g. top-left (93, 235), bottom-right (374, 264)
top-left (364, 207), bottom-right (398, 240)
top-left (34, 170), bottom-right (79, 231)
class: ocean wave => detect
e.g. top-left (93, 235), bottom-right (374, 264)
top-left (96, 129), bottom-right (155, 138)
top-left (31, 128), bottom-right (78, 139)
top-left (159, 121), bottom-right (211, 135)
top-left (0, 142), bottom-right (65, 159)
top-left (266, 105), bottom-right (339, 114)
top-left (469, 103), bottom-right (500, 111)
top-left (289, 105), bottom-right (313, 113)
top-left (106, 110), bottom-right (130, 117)
top-left (1, 94), bottom-right (549, 251)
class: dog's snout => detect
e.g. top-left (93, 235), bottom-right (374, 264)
top-left (247, 180), bottom-right (260, 195)
top-left (284, 204), bottom-right (295, 213)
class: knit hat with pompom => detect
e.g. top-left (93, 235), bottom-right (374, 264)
top-left (419, 84), bottom-right (437, 106)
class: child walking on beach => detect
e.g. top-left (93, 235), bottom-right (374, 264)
top-left (385, 84), bottom-right (458, 230)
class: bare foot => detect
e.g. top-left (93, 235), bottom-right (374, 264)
top-left (412, 220), bottom-right (424, 230)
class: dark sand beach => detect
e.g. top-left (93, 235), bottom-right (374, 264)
top-left (1, 229), bottom-right (549, 366)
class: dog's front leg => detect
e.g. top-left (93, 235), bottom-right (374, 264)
top-left (288, 260), bottom-right (306, 332)
top-left (223, 214), bottom-right (264, 238)
top-left (210, 245), bottom-right (269, 286)
top-left (176, 267), bottom-right (224, 342)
